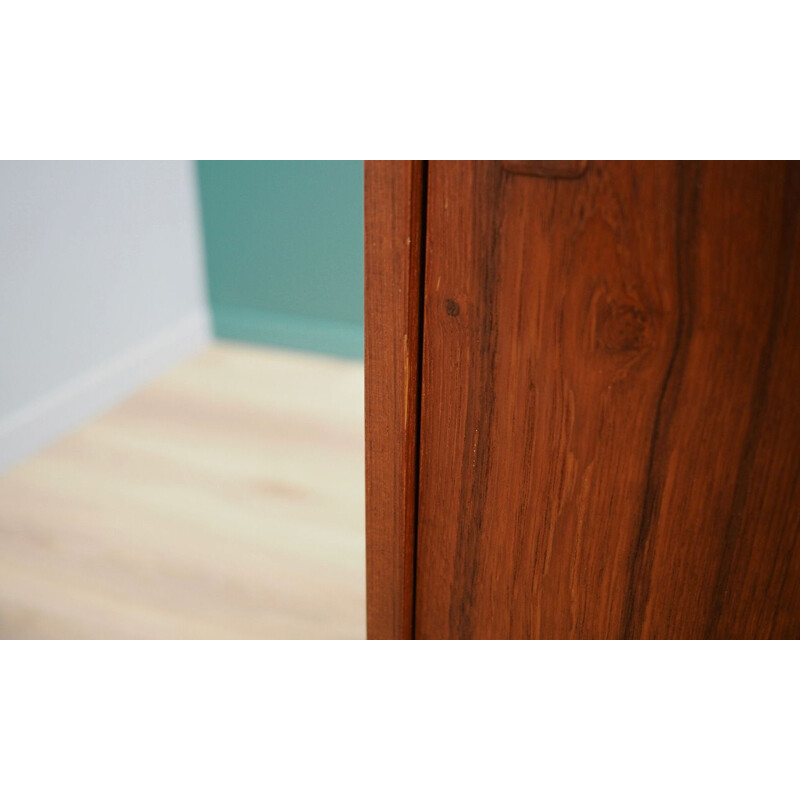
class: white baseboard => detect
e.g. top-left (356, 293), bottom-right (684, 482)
top-left (0, 310), bottom-right (211, 474)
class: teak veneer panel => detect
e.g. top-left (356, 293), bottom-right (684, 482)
top-left (415, 160), bottom-right (800, 639)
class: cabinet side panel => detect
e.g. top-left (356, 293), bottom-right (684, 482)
top-left (364, 161), bottom-right (425, 639)
top-left (416, 160), bottom-right (800, 639)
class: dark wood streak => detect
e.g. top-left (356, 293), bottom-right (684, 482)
top-left (449, 165), bottom-right (506, 638)
top-left (622, 161), bottom-right (699, 638)
top-left (705, 163), bottom-right (800, 638)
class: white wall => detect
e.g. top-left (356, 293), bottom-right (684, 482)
top-left (0, 161), bottom-right (210, 472)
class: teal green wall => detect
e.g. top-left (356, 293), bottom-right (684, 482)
top-left (196, 161), bottom-right (364, 358)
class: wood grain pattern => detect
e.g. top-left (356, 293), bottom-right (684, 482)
top-left (415, 160), bottom-right (800, 639)
top-left (0, 343), bottom-right (365, 639)
top-left (364, 161), bottom-right (426, 639)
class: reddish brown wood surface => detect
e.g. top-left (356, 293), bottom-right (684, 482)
top-left (415, 160), bottom-right (800, 639)
top-left (364, 161), bottom-right (426, 639)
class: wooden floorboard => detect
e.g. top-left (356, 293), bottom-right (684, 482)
top-left (0, 342), bottom-right (366, 639)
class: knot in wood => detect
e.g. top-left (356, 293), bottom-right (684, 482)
top-left (597, 301), bottom-right (649, 353)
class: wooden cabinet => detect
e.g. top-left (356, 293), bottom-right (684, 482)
top-left (365, 160), bottom-right (800, 639)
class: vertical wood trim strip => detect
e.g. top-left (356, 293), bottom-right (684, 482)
top-left (364, 160), bottom-right (426, 639)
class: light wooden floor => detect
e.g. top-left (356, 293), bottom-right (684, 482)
top-left (0, 343), bottom-right (366, 639)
